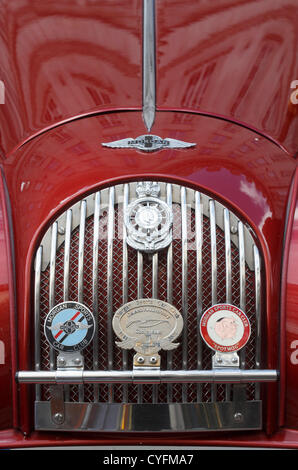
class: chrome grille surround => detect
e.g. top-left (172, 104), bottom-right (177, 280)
top-left (20, 181), bottom-right (278, 432)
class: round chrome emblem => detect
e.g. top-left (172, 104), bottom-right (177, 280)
top-left (125, 197), bottom-right (173, 252)
top-left (112, 299), bottom-right (184, 357)
top-left (200, 304), bottom-right (251, 353)
top-left (44, 302), bottom-right (95, 353)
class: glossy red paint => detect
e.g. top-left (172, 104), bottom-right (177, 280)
top-left (0, 170), bottom-right (15, 430)
top-left (2, 110), bottom-right (296, 439)
top-left (282, 168), bottom-right (298, 429)
top-left (0, 0), bottom-right (297, 158)
top-left (0, 0), bottom-right (142, 156)
top-left (156, 0), bottom-right (298, 156)
top-left (0, 0), bottom-right (297, 447)
top-left (2, 427), bottom-right (298, 449)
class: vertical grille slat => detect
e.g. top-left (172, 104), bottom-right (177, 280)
top-left (62, 209), bottom-right (72, 402)
top-left (209, 199), bottom-right (217, 402)
top-left (224, 208), bottom-right (232, 304)
top-left (122, 185), bottom-right (129, 306)
top-left (35, 182), bottom-right (264, 411)
top-left (238, 221), bottom-right (246, 369)
top-left (254, 245), bottom-right (261, 399)
top-left (63, 210), bottom-right (72, 302)
top-left (78, 201), bottom-right (87, 402)
top-left (195, 191), bottom-right (203, 402)
top-left (78, 201), bottom-right (87, 304)
top-left (92, 192), bottom-right (100, 402)
top-left (223, 208), bottom-right (232, 401)
top-left (209, 200), bottom-right (217, 305)
top-left (107, 187), bottom-right (115, 402)
top-left (49, 222), bottom-right (58, 371)
top-left (181, 187), bottom-right (188, 367)
top-left (34, 246), bottom-right (42, 401)
top-left (152, 253), bottom-right (158, 300)
top-left (122, 185), bottom-right (129, 402)
top-left (137, 252), bottom-right (144, 299)
top-left (137, 247), bottom-right (144, 404)
top-left (166, 184), bottom-right (173, 402)
top-left (181, 187), bottom-right (188, 402)
top-left (152, 252), bottom-right (159, 403)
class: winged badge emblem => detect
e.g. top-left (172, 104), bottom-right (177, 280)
top-left (102, 134), bottom-right (196, 152)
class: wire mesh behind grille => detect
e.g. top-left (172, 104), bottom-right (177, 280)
top-left (35, 182), bottom-right (262, 405)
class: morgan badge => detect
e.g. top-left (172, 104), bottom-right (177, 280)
top-left (44, 302), bottom-right (95, 353)
top-left (112, 299), bottom-right (183, 367)
top-left (102, 134), bottom-right (196, 152)
top-left (200, 304), bottom-right (251, 353)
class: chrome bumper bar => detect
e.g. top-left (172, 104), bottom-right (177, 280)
top-left (16, 368), bottom-right (278, 385)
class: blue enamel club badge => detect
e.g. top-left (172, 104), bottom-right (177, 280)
top-left (44, 302), bottom-right (95, 353)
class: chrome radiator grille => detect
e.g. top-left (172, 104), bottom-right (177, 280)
top-left (28, 181), bottom-right (273, 431)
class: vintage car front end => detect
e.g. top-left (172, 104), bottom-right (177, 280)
top-left (0, 0), bottom-right (298, 449)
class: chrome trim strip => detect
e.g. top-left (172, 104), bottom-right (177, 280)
top-left (34, 246), bottom-right (42, 401)
top-left (35, 401), bottom-right (263, 432)
top-left (142, 0), bottom-right (156, 131)
top-left (17, 369), bottom-right (278, 385)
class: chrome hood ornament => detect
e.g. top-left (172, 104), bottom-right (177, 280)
top-left (102, 3), bottom-right (197, 149)
top-left (102, 134), bottom-right (196, 152)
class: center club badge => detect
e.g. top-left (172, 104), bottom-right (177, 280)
top-left (200, 304), bottom-right (251, 353)
top-left (112, 299), bottom-right (184, 367)
top-left (44, 302), bottom-right (95, 353)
